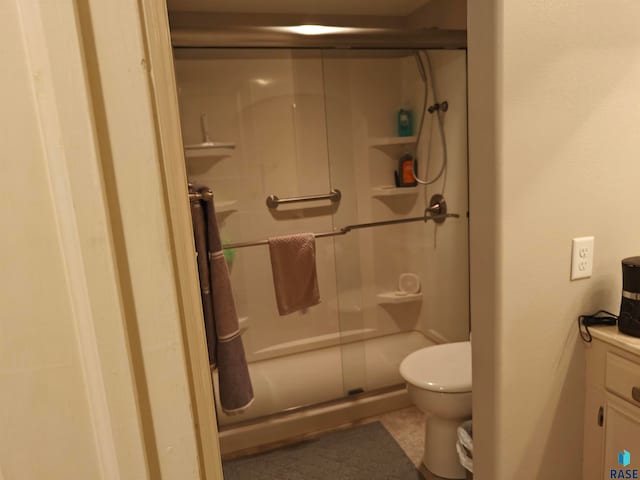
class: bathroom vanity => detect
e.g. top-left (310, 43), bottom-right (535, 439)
top-left (583, 326), bottom-right (640, 479)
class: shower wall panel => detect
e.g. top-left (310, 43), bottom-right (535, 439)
top-left (323, 50), bottom-right (469, 354)
top-left (176, 51), bottom-right (342, 365)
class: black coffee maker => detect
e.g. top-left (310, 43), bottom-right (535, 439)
top-left (619, 257), bottom-right (640, 338)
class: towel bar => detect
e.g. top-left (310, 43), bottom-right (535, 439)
top-left (224, 194), bottom-right (460, 250)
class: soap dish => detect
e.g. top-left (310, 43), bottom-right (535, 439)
top-left (376, 291), bottom-right (422, 305)
top-left (398, 273), bottom-right (421, 294)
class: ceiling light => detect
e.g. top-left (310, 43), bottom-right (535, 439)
top-left (274, 25), bottom-right (358, 36)
top-left (253, 78), bottom-right (271, 86)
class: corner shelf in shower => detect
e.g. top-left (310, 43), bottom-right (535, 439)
top-left (371, 185), bottom-right (419, 198)
top-left (376, 291), bottom-right (422, 305)
top-left (185, 114), bottom-right (236, 158)
top-left (184, 142), bottom-right (236, 159)
top-left (215, 200), bottom-right (238, 213)
top-left (368, 136), bottom-right (417, 148)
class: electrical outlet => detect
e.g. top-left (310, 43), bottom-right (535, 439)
top-left (571, 236), bottom-right (594, 280)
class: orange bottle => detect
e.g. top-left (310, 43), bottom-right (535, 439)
top-left (394, 153), bottom-right (417, 187)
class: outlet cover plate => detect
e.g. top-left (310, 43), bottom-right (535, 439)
top-left (571, 236), bottom-right (594, 280)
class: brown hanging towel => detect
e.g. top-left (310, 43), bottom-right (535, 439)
top-left (189, 184), bottom-right (254, 415)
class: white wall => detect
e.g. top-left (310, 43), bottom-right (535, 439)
top-left (0, 3), bottom-right (103, 477)
top-left (469, 1), bottom-right (640, 478)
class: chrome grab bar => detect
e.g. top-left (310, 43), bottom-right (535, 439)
top-left (266, 189), bottom-right (341, 209)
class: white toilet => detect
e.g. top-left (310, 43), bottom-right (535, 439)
top-left (400, 341), bottom-right (471, 479)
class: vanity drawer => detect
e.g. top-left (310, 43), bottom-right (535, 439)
top-left (605, 352), bottom-right (640, 406)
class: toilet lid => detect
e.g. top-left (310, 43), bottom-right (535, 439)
top-left (400, 342), bottom-right (471, 393)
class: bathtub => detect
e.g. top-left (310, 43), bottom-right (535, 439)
top-left (213, 330), bottom-right (435, 455)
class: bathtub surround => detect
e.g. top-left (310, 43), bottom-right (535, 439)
top-left (190, 184), bottom-right (254, 414)
top-left (175, 47), bottom-right (468, 447)
top-left (268, 233), bottom-right (320, 315)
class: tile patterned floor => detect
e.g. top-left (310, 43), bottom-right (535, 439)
top-left (349, 407), bottom-right (452, 480)
top-left (365, 407), bottom-right (426, 467)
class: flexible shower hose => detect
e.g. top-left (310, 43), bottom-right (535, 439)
top-left (412, 51), bottom-right (448, 187)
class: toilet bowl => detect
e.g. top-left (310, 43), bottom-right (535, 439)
top-left (399, 341), bottom-right (471, 479)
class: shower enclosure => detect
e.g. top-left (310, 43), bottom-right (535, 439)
top-left (174, 48), bottom-right (469, 431)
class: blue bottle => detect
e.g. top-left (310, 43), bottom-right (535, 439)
top-left (397, 109), bottom-right (413, 137)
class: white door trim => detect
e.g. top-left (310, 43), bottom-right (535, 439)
top-left (12, 0), bottom-right (219, 477)
top-left (135, 1), bottom-right (224, 478)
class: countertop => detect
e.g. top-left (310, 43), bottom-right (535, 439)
top-left (590, 325), bottom-right (640, 356)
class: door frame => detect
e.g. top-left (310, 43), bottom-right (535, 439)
top-left (10, 0), bottom-right (221, 477)
top-left (135, 2), bottom-right (223, 479)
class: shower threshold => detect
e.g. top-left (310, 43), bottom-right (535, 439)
top-left (219, 384), bottom-right (411, 459)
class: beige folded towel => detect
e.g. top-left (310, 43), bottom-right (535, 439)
top-left (268, 233), bottom-right (320, 315)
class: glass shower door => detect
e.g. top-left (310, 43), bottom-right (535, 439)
top-left (322, 49), bottom-right (427, 396)
top-left (322, 49), bottom-right (470, 395)
top-left (174, 47), bottom-right (367, 425)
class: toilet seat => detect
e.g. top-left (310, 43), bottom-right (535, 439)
top-left (400, 341), bottom-right (471, 393)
